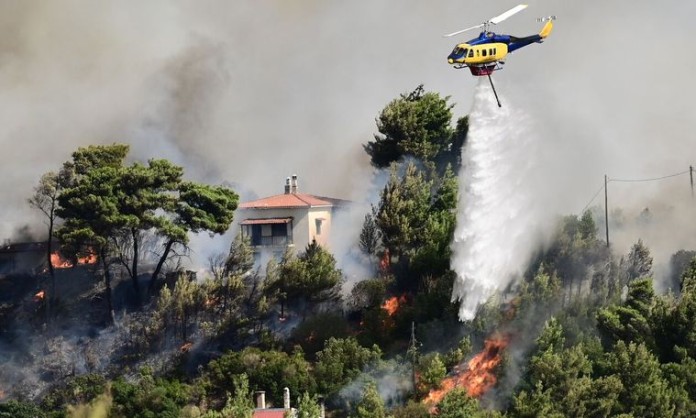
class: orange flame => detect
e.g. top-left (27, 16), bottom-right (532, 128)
top-left (50, 249), bottom-right (97, 269)
top-left (77, 252), bottom-right (97, 265)
top-left (424, 334), bottom-right (510, 406)
top-left (382, 295), bottom-right (406, 316)
top-left (50, 251), bottom-right (73, 268)
top-left (34, 290), bottom-right (45, 302)
top-left (379, 249), bottom-right (390, 274)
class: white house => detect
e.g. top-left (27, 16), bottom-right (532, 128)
top-left (237, 175), bottom-right (349, 258)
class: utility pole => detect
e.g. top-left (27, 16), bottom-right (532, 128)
top-left (690, 165), bottom-right (694, 198)
top-left (407, 322), bottom-right (419, 391)
top-left (604, 175), bottom-right (610, 247)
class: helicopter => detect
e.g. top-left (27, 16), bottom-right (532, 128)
top-left (444, 4), bottom-right (555, 107)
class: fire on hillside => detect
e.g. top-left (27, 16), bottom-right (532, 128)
top-left (424, 333), bottom-right (510, 407)
top-left (50, 250), bottom-right (97, 269)
top-left (382, 295), bottom-right (407, 316)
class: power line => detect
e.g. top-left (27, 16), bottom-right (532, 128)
top-left (578, 165), bottom-right (695, 220)
top-left (580, 182), bottom-right (606, 214)
top-left (608, 170), bottom-right (690, 183)
top-left (575, 165), bottom-right (695, 247)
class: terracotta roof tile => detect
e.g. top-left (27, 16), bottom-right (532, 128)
top-left (239, 193), bottom-right (334, 209)
top-left (240, 217), bottom-right (293, 225)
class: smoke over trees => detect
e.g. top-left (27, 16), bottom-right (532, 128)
top-left (4, 80), bottom-right (696, 418)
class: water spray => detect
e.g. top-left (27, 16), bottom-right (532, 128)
top-left (451, 79), bottom-right (543, 321)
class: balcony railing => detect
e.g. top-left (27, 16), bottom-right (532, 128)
top-left (251, 235), bottom-right (291, 246)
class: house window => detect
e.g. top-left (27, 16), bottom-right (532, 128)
top-left (261, 224), bottom-right (272, 237)
top-left (242, 219), bottom-right (293, 246)
top-left (315, 219), bottom-right (323, 235)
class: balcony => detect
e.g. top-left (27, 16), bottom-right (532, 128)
top-left (251, 235), bottom-right (291, 246)
top-left (241, 217), bottom-right (294, 250)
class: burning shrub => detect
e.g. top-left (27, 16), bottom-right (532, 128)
top-left (424, 334), bottom-right (510, 406)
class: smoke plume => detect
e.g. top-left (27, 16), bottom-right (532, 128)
top-left (1, 0), bottom-right (695, 301)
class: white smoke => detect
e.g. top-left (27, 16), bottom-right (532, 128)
top-left (451, 80), bottom-right (552, 321)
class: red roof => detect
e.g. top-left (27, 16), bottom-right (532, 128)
top-left (253, 409), bottom-right (288, 418)
top-left (240, 218), bottom-right (293, 225)
top-left (239, 193), bottom-right (334, 209)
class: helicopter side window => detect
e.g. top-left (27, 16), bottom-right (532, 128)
top-left (461, 48), bottom-right (467, 57)
top-left (482, 49), bottom-right (487, 57)
top-left (468, 50), bottom-right (474, 58)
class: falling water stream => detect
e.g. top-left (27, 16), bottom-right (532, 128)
top-left (451, 79), bottom-right (544, 321)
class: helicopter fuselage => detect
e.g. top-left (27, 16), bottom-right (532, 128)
top-left (447, 20), bottom-right (552, 76)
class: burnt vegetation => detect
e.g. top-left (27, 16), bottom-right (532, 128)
top-left (1, 86), bottom-right (696, 418)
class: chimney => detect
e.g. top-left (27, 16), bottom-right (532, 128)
top-left (255, 391), bottom-right (266, 409)
top-left (284, 177), bottom-right (291, 194)
top-left (291, 174), bottom-right (298, 194)
top-left (283, 387), bottom-right (290, 410)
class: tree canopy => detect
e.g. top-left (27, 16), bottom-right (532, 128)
top-left (53, 144), bottom-right (238, 318)
top-left (364, 85), bottom-right (466, 170)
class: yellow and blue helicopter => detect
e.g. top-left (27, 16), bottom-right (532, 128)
top-left (444, 4), bottom-right (554, 107)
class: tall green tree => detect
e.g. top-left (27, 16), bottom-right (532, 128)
top-left (28, 172), bottom-right (63, 290)
top-left (269, 240), bottom-right (343, 317)
top-left (364, 85), bottom-right (455, 169)
top-left (374, 162), bottom-right (431, 260)
top-left (350, 382), bottom-right (386, 418)
top-left (417, 352), bottom-right (447, 394)
top-left (150, 181), bottom-right (238, 292)
top-left (597, 278), bottom-right (656, 351)
top-left (623, 239), bottom-right (653, 285)
top-left (56, 156), bottom-right (132, 321)
top-left (314, 337), bottom-right (382, 396)
top-left (293, 392), bottom-right (323, 418)
top-left (607, 341), bottom-right (674, 417)
top-left (205, 374), bottom-right (254, 418)
top-left (115, 159), bottom-right (183, 299)
top-left (410, 164), bottom-right (458, 280)
top-left (52, 144), bottom-right (238, 317)
top-left (359, 212), bottom-right (381, 258)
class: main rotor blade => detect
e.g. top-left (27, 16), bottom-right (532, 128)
top-left (443, 23), bottom-right (484, 37)
top-left (490, 4), bottom-right (528, 24)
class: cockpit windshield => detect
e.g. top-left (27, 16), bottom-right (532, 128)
top-left (451, 47), bottom-right (468, 58)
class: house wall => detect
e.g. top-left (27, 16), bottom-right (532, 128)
top-left (237, 206), bottom-right (334, 254)
top-left (307, 208), bottom-right (332, 248)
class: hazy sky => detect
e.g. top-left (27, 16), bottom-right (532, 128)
top-left (1, 1), bottom-right (694, 266)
